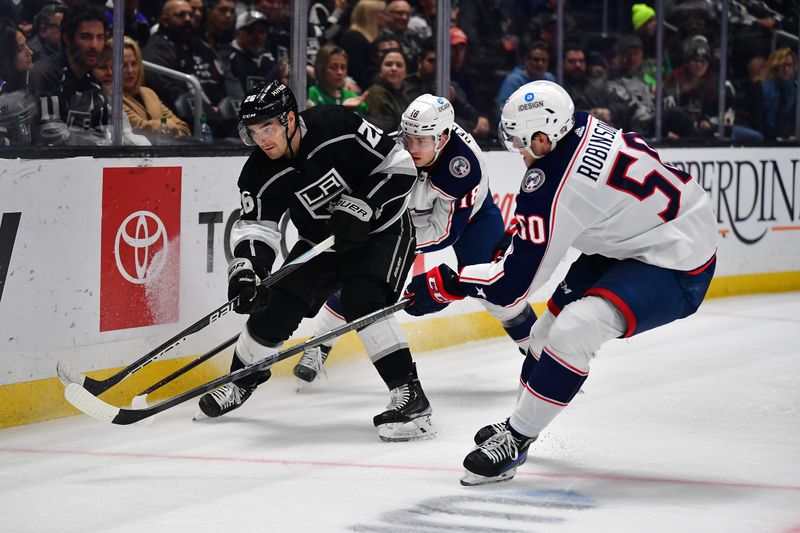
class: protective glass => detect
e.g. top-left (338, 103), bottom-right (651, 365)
top-left (239, 120), bottom-right (281, 146)
top-left (498, 122), bottom-right (526, 153)
top-left (401, 133), bottom-right (436, 151)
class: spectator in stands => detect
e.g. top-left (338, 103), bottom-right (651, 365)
top-left (206, 0), bottom-right (235, 52)
top-left (495, 41), bottom-right (555, 120)
top-left (407, 0), bottom-right (434, 42)
top-left (666, 0), bottom-right (717, 75)
top-left (363, 33), bottom-right (400, 92)
top-left (727, 0), bottom-right (785, 82)
top-left (28, 3), bottom-right (64, 62)
top-left (404, 39), bottom-right (489, 139)
top-left (91, 41), bottom-right (151, 145)
top-left (749, 47), bottom-right (797, 140)
top-left (606, 34), bottom-right (657, 136)
top-left (0, 17), bottom-right (37, 146)
top-left (526, 1), bottom-right (578, 54)
top-left (562, 43), bottom-right (619, 126)
top-left (221, 10), bottom-right (278, 94)
top-left (364, 48), bottom-right (411, 131)
top-left (450, 26), bottom-right (477, 107)
top-left (379, 0), bottom-right (419, 73)
top-left (308, 43), bottom-right (368, 113)
top-left (188, 0), bottom-right (204, 31)
top-left (340, 0), bottom-right (385, 90)
top-left (117, 36), bottom-right (191, 140)
top-left (632, 2), bottom-right (672, 88)
top-left (143, 0), bottom-right (243, 136)
top-left (105, 0), bottom-right (152, 48)
top-left (30, 3), bottom-right (108, 145)
top-left (664, 34), bottom-right (763, 141)
top-left (254, 0), bottom-right (289, 63)
top-left (457, 0), bottom-right (516, 117)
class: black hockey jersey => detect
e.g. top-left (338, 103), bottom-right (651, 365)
top-left (232, 104), bottom-right (417, 271)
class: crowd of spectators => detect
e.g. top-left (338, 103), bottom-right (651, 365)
top-left (0, 0), bottom-right (797, 147)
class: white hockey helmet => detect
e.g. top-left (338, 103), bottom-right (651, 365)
top-left (499, 80), bottom-right (575, 155)
top-left (400, 94), bottom-right (455, 157)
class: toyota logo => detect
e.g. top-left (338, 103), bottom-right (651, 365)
top-left (114, 210), bottom-right (169, 284)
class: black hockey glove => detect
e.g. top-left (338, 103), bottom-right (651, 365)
top-left (492, 220), bottom-right (518, 262)
top-left (403, 264), bottom-right (465, 316)
top-left (328, 194), bottom-right (373, 251)
top-left (228, 257), bottom-right (270, 314)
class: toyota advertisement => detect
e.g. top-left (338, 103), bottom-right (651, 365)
top-left (100, 167), bottom-right (182, 331)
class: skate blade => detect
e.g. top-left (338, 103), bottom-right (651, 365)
top-left (192, 410), bottom-right (210, 421)
top-left (460, 468), bottom-right (517, 486)
top-left (377, 416), bottom-right (437, 442)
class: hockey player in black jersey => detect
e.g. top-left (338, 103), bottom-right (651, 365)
top-left (197, 80), bottom-right (436, 442)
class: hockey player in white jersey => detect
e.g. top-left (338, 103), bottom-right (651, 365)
top-left (292, 94), bottom-right (537, 382)
top-left (403, 81), bottom-right (717, 485)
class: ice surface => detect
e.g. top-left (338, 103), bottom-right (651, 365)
top-left (1, 293), bottom-right (798, 532)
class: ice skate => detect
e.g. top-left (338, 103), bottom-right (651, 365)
top-left (460, 429), bottom-right (536, 486)
top-left (373, 370), bottom-right (436, 442)
top-left (293, 345), bottom-right (330, 383)
top-left (472, 418), bottom-right (509, 446)
top-left (195, 374), bottom-right (265, 419)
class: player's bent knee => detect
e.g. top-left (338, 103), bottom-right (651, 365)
top-left (340, 276), bottom-right (391, 321)
top-left (357, 318), bottom-right (409, 362)
top-left (235, 324), bottom-right (282, 365)
top-left (247, 288), bottom-right (309, 343)
top-left (545, 296), bottom-right (626, 370)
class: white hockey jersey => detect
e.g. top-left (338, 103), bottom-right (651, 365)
top-left (459, 111), bottom-right (718, 307)
top-left (408, 124), bottom-right (490, 252)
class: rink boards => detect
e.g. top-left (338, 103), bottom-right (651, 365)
top-left (1, 147), bottom-right (798, 427)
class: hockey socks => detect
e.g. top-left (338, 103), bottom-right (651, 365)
top-left (510, 348), bottom-right (588, 439)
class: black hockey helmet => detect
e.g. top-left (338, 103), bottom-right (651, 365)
top-left (238, 80), bottom-right (299, 147)
top-left (239, 80), bottom-right (297, 124)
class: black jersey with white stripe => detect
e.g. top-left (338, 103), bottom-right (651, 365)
top-left (233, 104), bottom-right (417, 271)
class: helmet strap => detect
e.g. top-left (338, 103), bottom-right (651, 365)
top-left (283, 111), bottom-right (299, 159)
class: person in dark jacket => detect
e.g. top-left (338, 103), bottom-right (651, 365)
top-left (143, 0), bottom-right (243, 136)
top-left (364, 48), bottom-right (412, 132)
top-left (30, 4), bottom-right (108, 145)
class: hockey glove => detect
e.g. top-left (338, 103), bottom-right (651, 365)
top-left (228, 257), bottom-right (270, 314)
top-left (403, 264), bottom-right (465, 316)
top-left (492, 220), bottom-right (518, 262)
top-left (328, 194), bottom-right (373, 251)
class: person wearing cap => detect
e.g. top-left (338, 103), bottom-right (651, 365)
top-left (221, 9), bottom-right (279, 93)
top-left (631, 2), bottom-right (672, 88)
top-left (607, 34), bottom-right (657, 136)
top-left (450, 26), bottom-right (478, 110)
top-left (664, 34), bottom-right (763, 141)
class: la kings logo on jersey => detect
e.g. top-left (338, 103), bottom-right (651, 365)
top-left (295, 168), bottom-right (348, 219)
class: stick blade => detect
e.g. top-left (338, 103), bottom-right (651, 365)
top-left (56, 359), bottom-right (85, 386)
top-left (64, 383), bottom-right (120, 423)
top-left (130, 395), bottom-right (156, 426)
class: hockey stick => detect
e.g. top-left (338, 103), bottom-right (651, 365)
top-left (64, 299), bottom-right (411, 425)
top-left (57, 236), bottom-right (335, 395)
top-left (130, 334), bottom-right (239, 406)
